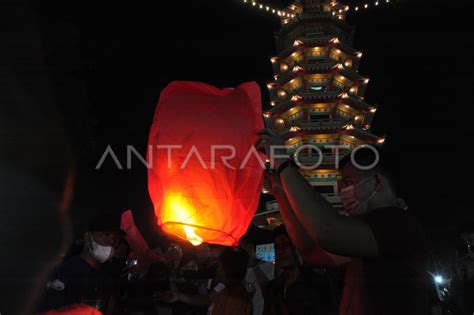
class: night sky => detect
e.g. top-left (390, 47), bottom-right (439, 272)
top-left (33, 0), bottom-right (473, 245)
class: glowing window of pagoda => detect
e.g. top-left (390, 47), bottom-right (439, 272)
top-left (280, 63), bottom-right (289, 72)
top-left (306, 74), bottom-right (329, 84)
top-left (344, 59), bottom-right (353, 68)
top-left (307, 47), bottom-right (326, 59)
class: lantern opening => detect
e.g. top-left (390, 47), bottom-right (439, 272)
top-left (163, 194), bottom-right (203, 246)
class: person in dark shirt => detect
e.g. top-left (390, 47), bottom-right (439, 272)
top-left (256, 130), bottom-right (431, 315)
top-left (37, 213), bottom-right (122, 313)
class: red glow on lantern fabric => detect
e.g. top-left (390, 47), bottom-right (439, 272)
top-left (147, 81), bottom-right (264, 246)
top-left (36, 304), bottom-right (102, 315)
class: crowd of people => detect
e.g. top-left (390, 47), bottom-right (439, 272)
top-left (4, 128), bottom-right (474, 314)
top-left (33, 211), bottom-right (342, 315)
top-left (24, 141), bottom-right (448, 315)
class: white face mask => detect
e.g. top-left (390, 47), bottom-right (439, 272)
top-left (340, 175), bottom-right (377, 216)
top-left (90, 236), bottom-right (114, 263)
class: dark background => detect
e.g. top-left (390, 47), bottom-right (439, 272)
top-left (31, 0), bottom-right (473, 246)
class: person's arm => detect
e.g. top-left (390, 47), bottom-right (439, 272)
top-left (265, 172), bottom-right (350, 266)
top-left (279, 165), bottom-right (378, 257)
top-left (257, 129), bottom-right (378, 257)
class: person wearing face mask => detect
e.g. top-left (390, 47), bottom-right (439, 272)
top-left (256, 129), bottom-right (431, 315)
top-left (36, 213), bottom-right (122, 314)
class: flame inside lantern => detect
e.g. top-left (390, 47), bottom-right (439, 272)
top-left (162, 193), bottom-right (203, 246)
top-left (183, 226), bottom-right (204, 246)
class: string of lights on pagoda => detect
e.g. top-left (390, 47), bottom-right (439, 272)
top-left (241, 0), bottom-right (395, 18)
top-left (241, 0), bottom-right (296, 18)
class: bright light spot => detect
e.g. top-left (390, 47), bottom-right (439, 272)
top-left (164, 194), bottom-right (203, 246)
top-left (183, 226), bottom-right (203, 246)
top-left (293, 65), bottom-right (302, 72)
top-left (310, 86), bottom-right (323, 91)
top-left (364, 4), bottom-right (369, 8)
top-left (434, 275), bottom-right (444, 284)
top-left (355, 6), bottom-right (359, 11)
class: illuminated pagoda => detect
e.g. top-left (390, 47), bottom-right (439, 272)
top-left (255, 0), bottom-right (385, 227)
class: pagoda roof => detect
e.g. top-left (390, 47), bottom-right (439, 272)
top-left (269, 95), bottom-right (372, 115)
top-left (282, 128), bottom-right (382, 144)
top-left (273, 67), bottom-right (364, 88)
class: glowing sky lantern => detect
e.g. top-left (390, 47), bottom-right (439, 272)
top-left (147, 81), bottom-right (264, 246)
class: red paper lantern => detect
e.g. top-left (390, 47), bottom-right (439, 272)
top-left (147, 81), bottom-right (264, 246)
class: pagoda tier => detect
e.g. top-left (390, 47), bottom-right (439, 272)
top-left (260, 0), bottom-right (384, 223)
